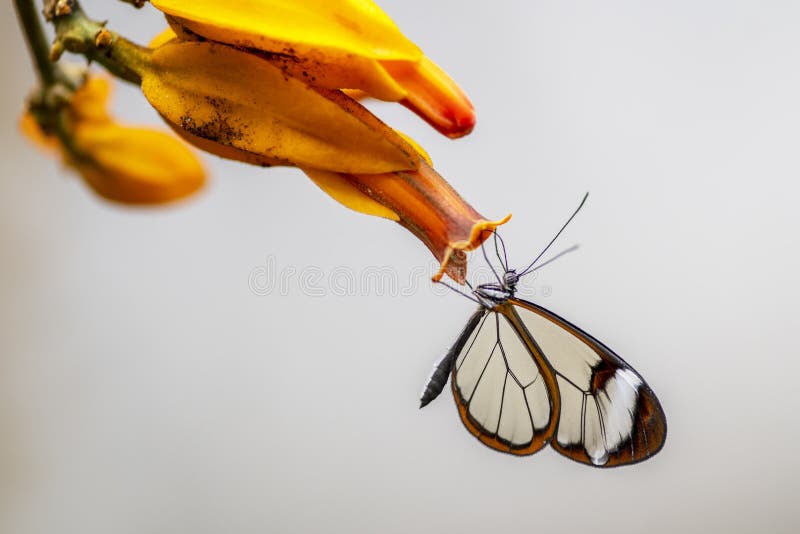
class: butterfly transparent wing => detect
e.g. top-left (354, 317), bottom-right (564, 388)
top-left (509, 298), bottom-right (667, 467)
top-left (451, 310), bottom-right (556, 455)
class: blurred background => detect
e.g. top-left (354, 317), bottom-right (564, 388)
top-left (2, 1), bottom-right (799, 532)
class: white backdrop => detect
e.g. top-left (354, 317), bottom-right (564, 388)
top-left (2, 1), bottom-right (799, 533)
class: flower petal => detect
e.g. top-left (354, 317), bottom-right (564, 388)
top-left (383, 57), bottom-right (476, 138)
top-left (141, 40), bottom-right (420, 174)
top-left (149, 27), bottom-right (179, 48)
top-left (303, 168), bottom-right (400, 221)
top-left (71, 122), bottom-right (205, 204)
top-left (69, 77), bottom-right (113, 124)
top-left (166, 120), bottom-right (292, 168)
top-left (164, 14), bottom-right (408, 102)
top-left (152, 1), bottom-right (475, 136)
top-left (151, 0), bottom-right (421, 61)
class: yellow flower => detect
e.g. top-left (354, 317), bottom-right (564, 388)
top-left (135, 37), bottom-right (504, 281)
top-left (21, 77), bottom-right (205, 205)
top-left (150, 0), bottom-right (475, 138)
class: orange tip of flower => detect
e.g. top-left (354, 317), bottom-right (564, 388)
top-left (459, 213), bottom-right (514, 252)
top-left (432, 214), bottom-right (513, 283)
top-left (383, 56), bottom-right (476, 139)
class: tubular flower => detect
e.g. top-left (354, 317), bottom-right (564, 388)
top-left (303, 160), bottom-right (511, 283)
top-left (21, 77), bottom-right (205, 205)
top-left (149, 0), bottom-right (476, 138)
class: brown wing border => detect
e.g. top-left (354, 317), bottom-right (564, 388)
top-left (507, 298), bottom-right (667, 467)
top-left (450, 307), bottom-right (558, 456)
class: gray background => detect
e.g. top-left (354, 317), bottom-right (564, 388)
top-left (2, 1), bottom-right (799, 532)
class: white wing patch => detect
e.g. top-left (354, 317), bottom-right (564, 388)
top-left (453, 313), bottom-right (552, 449)
top-left (515, 306), bottom-right (643, 466)
top-left (596, 368), bottom-right (642, 452)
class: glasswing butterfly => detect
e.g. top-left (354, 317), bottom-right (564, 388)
top-left (420, 194), bottom-right (667, 467)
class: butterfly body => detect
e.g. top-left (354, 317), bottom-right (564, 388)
top-left (472, 268), bottom-right (520, 307)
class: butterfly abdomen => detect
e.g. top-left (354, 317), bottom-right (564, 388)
top-left (420, 310), bottom-right (486, 408)
top-left (420, 353), bottom-right (454, 408)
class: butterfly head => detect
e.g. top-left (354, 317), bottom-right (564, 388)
top-left (502, 269), bottom-right (519, 292)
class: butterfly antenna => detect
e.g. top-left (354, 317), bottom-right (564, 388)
top-left (519, 192), bottom-right (589, 277)
top-left (525, 244), bottom-right (580, 273)
top-left (437, 279), bottom-right (480, 305)
top-left (493, 231), bottom-right (509, 272)
top-left (481, 240), bottom-right (503, 285)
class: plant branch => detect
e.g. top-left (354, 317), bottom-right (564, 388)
top-left (14, 0), bottom-right (56, 86)
top-left (45, 0), bottom-right (151, 85)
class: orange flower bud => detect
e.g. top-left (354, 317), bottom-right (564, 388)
top-left (70, 122), bottom-right (205, 204)
top-left (21, 77), bottom-right (205, 205)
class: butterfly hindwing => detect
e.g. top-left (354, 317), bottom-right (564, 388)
top-left (507, 298), bottom-right (667, 467)
top-left (451, 309), bottom-right (557, 455)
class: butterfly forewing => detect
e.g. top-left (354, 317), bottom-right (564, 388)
top-left (507, 298), bottom-right (667, 467)
top-left (451, 310), bottom-right (557, 455)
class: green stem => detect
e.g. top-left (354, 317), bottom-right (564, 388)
top-left (48, 1), bottom-right (151, 85)
top-left (14, 0), bottom-right (56, 86)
